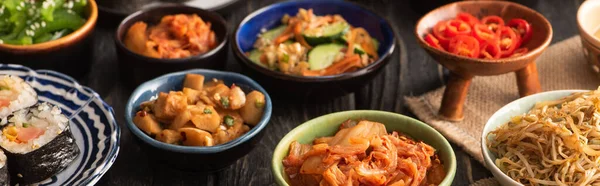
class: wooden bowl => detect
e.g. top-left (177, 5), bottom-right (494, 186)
top-left (415, 1), bottom-right (552, 121)
top-left (0, 0), bottom-right (98, 79)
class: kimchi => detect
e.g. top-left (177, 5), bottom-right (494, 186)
top-left (282, 120), bottom-right (446, 186)
top-left (124, 14), bottom-right (218, 59)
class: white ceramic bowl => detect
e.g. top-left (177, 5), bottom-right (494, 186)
top-left (577, 0), bottom-right (600, 73)
top-left (481, 90), bottom-right (587, 186)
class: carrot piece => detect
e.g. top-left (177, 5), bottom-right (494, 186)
top-left (346, 29), bottom-right (357, 56)
top-left (322, 55), bottom-right (361, 75)
top-left (294, 23), bottom-right (312, 49)
top-left (274, 33), bottom-right (293, 45)
top-left (308, 16), bottom-right (333, 29)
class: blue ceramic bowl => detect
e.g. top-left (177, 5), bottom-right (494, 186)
top-left (232, 0), bottom-right (396, 97)
top-left (125, 69), bottom-right (272, 171)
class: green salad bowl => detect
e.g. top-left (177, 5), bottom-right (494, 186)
top-left (271, 110), bottom-right (456, 186)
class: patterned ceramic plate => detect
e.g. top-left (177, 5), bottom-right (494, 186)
top-left (0, 64), bottom-right (120, 185)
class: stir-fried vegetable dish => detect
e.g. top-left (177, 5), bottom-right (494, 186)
top-left (487, 88), bottom-right (600, 185)
top-left (0, 0), bottom-right (88, 45)
top-left (283, 120), bottom-right (446, 186)
top-left (133, 74), bottom-right (266, 146)
top-left (424, 12), bottom-right (532, 59)
top-left (124, 14), bottom-right (218, 59)
top-left (247, 8), bottom-right (380, 76)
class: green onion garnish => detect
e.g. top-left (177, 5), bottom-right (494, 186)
top-left (224, 115), bottom-right (234, 126)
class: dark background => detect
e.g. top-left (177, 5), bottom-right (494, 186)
top-left (83, 0), bottom-right (584, 185)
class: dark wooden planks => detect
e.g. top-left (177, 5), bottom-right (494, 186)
top-left (80, 0), bottom-right (584, 186)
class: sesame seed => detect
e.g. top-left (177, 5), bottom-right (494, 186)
top-left (0, 40), bottom-right (4, 44)
top-left (34, 23), bottom-right (40, 28)
top-left (41, 22), bottom-right (46, 27)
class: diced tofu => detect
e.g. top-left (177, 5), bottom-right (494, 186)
top-left (183, 74), bottom-right (205, 91)
top-left (153, 91), bottom-right (188, 120)
top-left (155, 129), bottom-right (182, 144)
top-left (133, 111), bottom-right (163, 136)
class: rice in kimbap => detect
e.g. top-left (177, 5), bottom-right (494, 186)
top-left (0, 75), bottom-right (37, 120)
top-left (0, 150), bottom-right (8, 186)
top-left (0, 102), bottom-right (79, 185)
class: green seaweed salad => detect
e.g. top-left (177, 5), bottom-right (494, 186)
top-left (0, 0), bottom-right (87, 45)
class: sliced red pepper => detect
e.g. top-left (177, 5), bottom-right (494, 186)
top-left (424, 34), bottom-right (444, 50)
top-left (472, 23), bottom-right (497, 43)
top-left (433, 20), bottom-right (452, 49)
top-left (510, 48), bottom-right (529, 57)
top-left (457, 12), bottom-right (480, 26)
top-left (496, 26), bottom-right (520, 57)
top-left (479, 40), bottom-right (501, 59)
top-left (448, 35), bottom-right (480, 58)
top-left (481, 15), bottom-right (505, 32)
top-left (444, 19), bottom-right (472, 37)
top-left (507, 18), bottom-right (532, 46)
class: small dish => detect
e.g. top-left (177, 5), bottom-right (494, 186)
top-left (272, 110), bottom-right (456, 186)
top-left (415, 1), bottom-right (553, 121)
top-left (125, 69), bottom-right (272, 172)
top-left (481, 90), bottom-right (586, 186)
top-left (232, 1), bottom-right (396, 98)
top-left (0, 0), bottom-right (98, 79)
top-left (577, 0), bottom-right (600, 74)
top-left (115, 4), bottom-right (229, 87)
top-left (0, 64), bottom-right (120, 185)
top-left (97, 0), bottom-right (242, 27)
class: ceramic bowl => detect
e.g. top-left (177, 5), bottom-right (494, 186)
top-left (577, 0), bottom-right (600, 74)
top-left (0, 0), bottom-right (98, 79)
top-left (415, 1), bottom-right (552, 77)
top-left (115, 4), bottom-right (229, 87)
top-left (481, 90), bottom-right (586, 186)
top-left (125, 69), bottom-right (272, 172)
top-left (233, 1), bottom-right (396, 98)
top-left (0, 64), bottom-right (119, 185)
top-left (272, 110), bottom-right (456, 186)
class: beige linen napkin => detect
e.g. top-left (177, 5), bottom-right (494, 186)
top-left (404, 36), bottom-right (600, 185)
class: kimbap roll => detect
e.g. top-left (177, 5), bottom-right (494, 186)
top-left (0, 103), bottom-right (79, 185)
top-left (0, 150), bottom-right (7, 186)
top-left (0, 75), bottom-right (37, 120)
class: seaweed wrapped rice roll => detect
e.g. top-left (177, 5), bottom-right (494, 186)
top-left (0, 75), bottom-right (37, 119)
top-left (0, 150), bottom-right (7, 186)
top-left (0, 103), bottom-right (79, 185)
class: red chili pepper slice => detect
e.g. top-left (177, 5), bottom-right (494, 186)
top-left (496, 26), bottom-right (520, 57)
top-left (457, 12), bottom-right (480, 26)
top-left (507, 18), bottom-right (532, 45)
top-left (472, 23), bottom-right (497, 43)
top-left (444, 19), bottom-right (472, 37)
top-left (479, 40), bottom-right (501, 59)
top-left (424, 34), bottom-right (443, 50)
top-left (433, 20), bottom-right (451, 48)
top-left (510, 48), bottom-right (529, 57)
top-left (448, 35), bottom-right (480, 58)
top-left (481, 15), bottom-right (505, 32)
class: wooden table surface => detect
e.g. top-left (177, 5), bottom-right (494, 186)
top-left (82, 0), bottom-right (584, 185)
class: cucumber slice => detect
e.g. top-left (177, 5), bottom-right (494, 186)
top-left (354, 45), bottom-right (367, 55)
top-left (303, 22), bottom-right (349, 46)
top-left (308, 43), bottom-right (346, 70)
top-left (248, 49), bottom-right (263, 66)
top-left (260, 25), bottom-right (287, 42)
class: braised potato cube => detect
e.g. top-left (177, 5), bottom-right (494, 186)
top-left (170, 110), bottom-right (192, 130)
top-left (153, 91), bottom-right (188, 120)
top-left (183, 74), bottom-right (205, 91)
top-left (190, 105), bottom-right (220, 133)
top-left (133, 111), bottom-right (163, 136)
top-left (155, 129), bottom-right (182, 144)
top-left (240, 91), bottom-right (266, 125)
top-left (179, 128), bottom-right (214, 146)
top-left (183, 88), bottom-right (201, 105)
